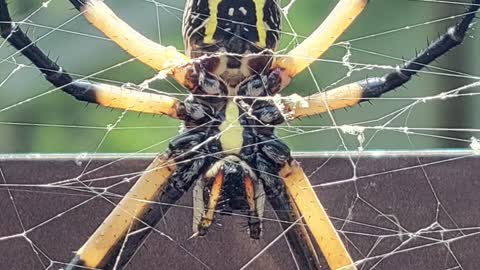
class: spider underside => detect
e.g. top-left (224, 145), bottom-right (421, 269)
top-left (1, 0), bottom-right (479, 269)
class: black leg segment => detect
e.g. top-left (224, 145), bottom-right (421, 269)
top-left (361, 0), bottom-right (480, 100)
top-left (0, 0), bottom-right (97, 102)
top-left (254, 134), bottom-right (322, 270)
top-left (0, 1), bottom-right (184, 119)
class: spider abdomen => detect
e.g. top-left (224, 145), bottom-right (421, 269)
top-left (183, 0), bottom-right (282, 87)
top-left (183, 0), bottom-right (281, 56)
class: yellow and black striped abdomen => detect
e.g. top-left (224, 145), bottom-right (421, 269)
top-left (183, 0), bottom-right (281, 57)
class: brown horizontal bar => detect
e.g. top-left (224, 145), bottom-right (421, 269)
top-left (0, 152), bottom-right (479, 269)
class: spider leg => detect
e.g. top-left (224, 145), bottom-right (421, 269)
top-left (69, 0), bottom-right (192, 87)
top-left (279, 160), bottom-right (356, 270)
top-left (244, 174), bottom-right (263, 239)
top-left (256, 134), bottom-right (355, 269)
top-left (255, 145), bottom-right (321, 270)
top-left (272, 0), bottom-right (368, 90)
top-left (283, 0), bottom-right (480, 119)
top-left (66, 131), bottom-right (211, 269)
top-left (65, 155), bottom-right (177, 269)
top-left (0, 0), bottom-right (185, 119)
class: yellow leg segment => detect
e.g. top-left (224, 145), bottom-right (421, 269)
top-left (284, 82), bottom-right (365, 119)
top-left (77, 0), bottom-right (190, 84)
top-left (273, 0), bottom-right (368, 79)
top-left (285, 191), bottom-right (321, 268)
top-left (280, 161), bottom-right (357, 270)
top-left (90, 82), bottom-right (182, 118)
top-left (75, 156), bottom-right (176, 268)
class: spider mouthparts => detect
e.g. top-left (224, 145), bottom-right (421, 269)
top-left (192, 158), bottom-right (264, 239)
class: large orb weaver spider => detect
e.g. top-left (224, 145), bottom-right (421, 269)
top-left (1, 0), bottom-right (479, 269)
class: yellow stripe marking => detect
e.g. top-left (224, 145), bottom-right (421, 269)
top-left (219, 100), bottom-right (244, 154)
top-left (253, 0), bottom-right (267, 47)
top-left (204, 0), bottom-right (222, 44)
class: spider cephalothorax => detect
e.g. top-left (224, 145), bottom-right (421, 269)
top-left (1, 0), bottom-right (479, 269)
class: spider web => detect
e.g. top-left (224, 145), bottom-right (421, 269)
top-left (0, 0), bottom-right (479, 269)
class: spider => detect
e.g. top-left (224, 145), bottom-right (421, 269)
top-left (1, 0), bottom-right (479, 269)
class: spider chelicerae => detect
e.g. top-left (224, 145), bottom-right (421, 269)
top-left (1, 0), bottom-right (479, 269)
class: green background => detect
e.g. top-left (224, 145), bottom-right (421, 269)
top-left (0, 0), bottom-right (479, 153)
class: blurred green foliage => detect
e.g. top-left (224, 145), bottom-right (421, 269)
top-left (0, 0), bottom-right (479, 153)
